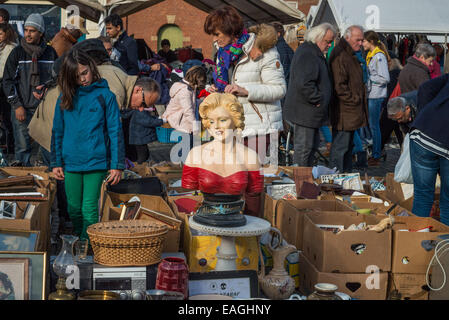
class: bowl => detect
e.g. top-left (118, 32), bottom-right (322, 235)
top-left (78, 290), bottom-right (120, 300)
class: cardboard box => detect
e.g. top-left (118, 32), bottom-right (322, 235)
top-left (302, 213), bottom-right (392, 273)
top-left (391, 216), bottom-right (449, 274)
top-left (167, 195), bottom-right (203, 251)
top-left (0, 167), bottom-right (56, 251)
top-left (388, 273), bottom-right (429, 300)
top-left (101, 192), bottom-right (180, 252)
top-left (298, 252), bottom-right (388, 300)
top-left (275, 199), bottom-right (356, 250)
top-left (386, 173), bottom-right (440, 206)
top-left (0, 201), bottom-right (41, 231)
top-left (183, 215), bottom-right (259, 272)
top-left (167, 195), bottom-right (203, 222)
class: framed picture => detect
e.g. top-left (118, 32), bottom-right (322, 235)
top-left (0, 258), bottom-right (29, 300)
top-left (316, 224), bottom-right (345, 234)
top-left (0, 230), bottom-right (40, 252)
top-left (189, 270), bottom-right (259, 299)
top-left (135, 206), bottom-right (182, 229)
top-left (119, 202), bottom-right (141, 220)
top-left (0, 201), bottom-right (17, 219)
top-left (0, 252), bottom-right (46, 300)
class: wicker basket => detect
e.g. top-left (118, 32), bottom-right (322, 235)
top-left (87, 220), bottom-right (168, 266)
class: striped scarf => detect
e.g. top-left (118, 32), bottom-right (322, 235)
top-left (213, 30), bottom-right (250, 92)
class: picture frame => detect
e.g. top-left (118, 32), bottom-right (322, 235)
top-left (135, 206), bottom-right (182, 229)
top-left (119, 202), bottom-right (141, 220)
top-left (0, 258), bottom-right (29, 300)
top-left (316, 224), bottom-right (345, 234)
top-left (0, 200), bottom-right (17, 219)
top-left (0, 252), bottom-right (46, 300)
top-left (0, 229), bottom-right (40, 252)
top-left (189, 270), bottom-right (259, 299)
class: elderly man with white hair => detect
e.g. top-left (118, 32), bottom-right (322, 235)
top-left (283, 22), bottom-right (336, 166)
top-left (328, 25), bottom-right (369, 173)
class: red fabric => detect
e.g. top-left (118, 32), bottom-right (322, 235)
top-left (198, 89), bottom-right (211, 99)
top-left (429, 60), bottom-right (442, 79)
top-left (389, 81), bottom-right (402, 100)
top-left (182, 165), bottom-right (263, 195)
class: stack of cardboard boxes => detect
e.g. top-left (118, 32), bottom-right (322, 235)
top-left (0, 167), bottom-right (56, 251)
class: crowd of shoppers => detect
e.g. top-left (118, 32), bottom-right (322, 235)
top-left (0, 5), bottom-right (447, 239)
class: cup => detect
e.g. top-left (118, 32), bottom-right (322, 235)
top-left (75, 239), bottom-right (89, 262)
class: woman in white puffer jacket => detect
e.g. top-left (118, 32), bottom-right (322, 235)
top-left (227, 24), bottom-right (287, 139)
top-left (204, 7), bottom-right (286, 158)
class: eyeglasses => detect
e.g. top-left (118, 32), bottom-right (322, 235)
top-left (141, 90), bottom-right (148, 108)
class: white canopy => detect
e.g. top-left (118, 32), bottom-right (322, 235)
top-left (310, 0), bottom-right (449, 36)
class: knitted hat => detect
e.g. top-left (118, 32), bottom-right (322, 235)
top-left (25, 13), bottom-right (45, 34)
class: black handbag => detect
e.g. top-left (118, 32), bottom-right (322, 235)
top-left (106, 176), bottom-right (165, 196)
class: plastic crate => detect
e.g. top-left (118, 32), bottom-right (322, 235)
top-left (156, 127), bottom-right (182, 144)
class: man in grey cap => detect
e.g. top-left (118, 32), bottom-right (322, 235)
top-left (2, 13), bottom-right (58, 166)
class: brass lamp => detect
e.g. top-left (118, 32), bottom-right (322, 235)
top-left (49, 235), bottom-right (79, 300)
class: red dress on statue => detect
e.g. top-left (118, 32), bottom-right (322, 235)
top-left (182, 165), bottom-right (264, 217)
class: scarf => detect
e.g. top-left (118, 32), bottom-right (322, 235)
top-left (366, 46), bottom-right (387, 66)
top-left (213, 29), bottom-right (250, 92)
top-left (355, 50), bottom-right (368, 84)
top-left (0, 41), bottom-right (6, 53)
top-left (20, 38), bottom-right (46, 86)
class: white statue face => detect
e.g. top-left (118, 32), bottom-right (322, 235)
top-left (205, 106), bottom-right (236, 142)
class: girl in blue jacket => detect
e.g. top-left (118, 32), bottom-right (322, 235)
top-left (51, 49), bottom-right (125, 241)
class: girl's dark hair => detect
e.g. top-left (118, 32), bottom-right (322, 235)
top-left (204, 5), bottom-right (244, 39)
top-left (58, 49), bottom-right (100, 110)
top-left (0, 23), bottom-right (15, 44)
top-left (184, 65), bottom-right (207, 90)
top-left (364, 30), bottom-right (391, 63)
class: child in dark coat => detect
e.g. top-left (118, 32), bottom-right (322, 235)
top-left (120, 79), bottom-right (165, 163)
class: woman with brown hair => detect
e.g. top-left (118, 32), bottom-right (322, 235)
top-left (51, 49), bottom-right (124, 241)
top-left (0, 22), bottom-right (16, 154)
top-left (204, 6), bottom-right (286, 161)
top-left (363, 30), bottom-right (390, 166)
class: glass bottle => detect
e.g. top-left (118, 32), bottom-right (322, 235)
top-left (49, 235), bottom-right (79, 300)
top-left (307, 283), bottom-right (343, 300)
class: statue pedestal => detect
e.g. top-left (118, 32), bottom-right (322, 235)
top-left (188, 215), bottom-right (271, 271)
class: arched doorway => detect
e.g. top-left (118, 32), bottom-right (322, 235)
top-left (157, 24), bottom-right (183, 51)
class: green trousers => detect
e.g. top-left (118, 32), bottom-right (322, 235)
top-left (64, 170), bottom-right (107, 241)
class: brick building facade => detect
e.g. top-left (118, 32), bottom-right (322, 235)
top-left (124, 0), bottom-right (215, 60)
top-left (123, 0), bottom-right (317, 62)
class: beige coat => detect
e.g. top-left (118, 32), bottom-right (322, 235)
top-left (28, 63), bottom-right (137, 152)
top-left (0, 43), bottom-right (16, 79)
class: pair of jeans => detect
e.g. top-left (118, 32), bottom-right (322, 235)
top-left (410, 139), bottom-right (449, 226)
top-left (64, 170), bottom-right (108, 240)
top-left (293, 124), bottom-right (320, 166)
top-left (330, 130), bottom-right (355, 173)
top-left (11, 107), bottom-right (35, 166)
top-left (367, 98), bottom-right (385, 159)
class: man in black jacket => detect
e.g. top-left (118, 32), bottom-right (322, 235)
top-left (105, 14), bottom-right (139, 75)
top-left (3, 13), bottom-right (57, 166)
top-left (283, 23), bottom-right (336, 166)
